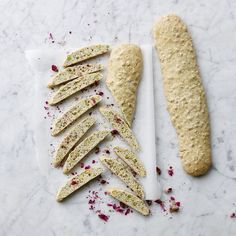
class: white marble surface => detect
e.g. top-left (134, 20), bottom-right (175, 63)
top-left (1, 0), bottom-right (236, 235)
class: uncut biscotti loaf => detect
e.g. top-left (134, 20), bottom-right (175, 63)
top-left (106, 44), bottom-right (142, 127)
top-left (153, 14), bottom-right (211, 176)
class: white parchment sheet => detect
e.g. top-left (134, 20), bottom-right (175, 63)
top-left (25, 45), bottom-right (161, 200)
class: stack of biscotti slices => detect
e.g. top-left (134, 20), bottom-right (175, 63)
top-left (97, 45), bottom-right (149, 216)
top-left (47, 45), bottom-right (111, 202)
top-left (47, 44), bottom-right (149, 216)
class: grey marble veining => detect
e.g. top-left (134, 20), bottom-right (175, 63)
top-left (1, 0), bottom-right (236, 235)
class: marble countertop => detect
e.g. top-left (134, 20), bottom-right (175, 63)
top-left (1, 0), bottom-right (236, 235)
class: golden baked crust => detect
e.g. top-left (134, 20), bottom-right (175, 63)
top-left (52, 116), bottom-right (95, 167)
top-left (63, 44), bottom-right (110, 67)
top-left (48, 72), bottom-right (102, 105)
top-left (100, 156), bottom-right (144, 198)
top-left (56, 167), bottom-right (103, 201)
top-left (99, 106), bottom-right (139, 150)
top-left (106, 44), bottom-right (142, 126)
top-left (114, 146), bottom-right (146, 176)
top-left (48, 64), bottom-right (103, 88)
top-left (51, 95), bottom-right (102, 136)
top-left (63, 130), bottom-right (110, 174)
top-left (108, 188), bottom-right (149, 216)
top-left (153, 14), bottom-right (211, 176)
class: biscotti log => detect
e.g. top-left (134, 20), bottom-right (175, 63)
top-left (106, 44), bottom-right (142, 127)
top-left (153, 14), bottom-right (211, 176)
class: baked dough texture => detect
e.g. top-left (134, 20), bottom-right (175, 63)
top-left (48, 64), bottom-right (103, 88)
top-left (106, 44), bottom-right (142, 126)
top-left (51, 95), bottom-right (102, 136)
top-left (52, 116), bottom-right (95, 167)
top-left (48, 72), bottom-right (102, 105)
top-left (63, 44), bottom-right (110, 67)
top-left (56, 167), bottom-right (103, 201)
top-left (108, 188), bottom-right (149, 216)
top-left (114, 146), bottom-right (146, 177)
top-left (100, 156), bottom-right (144, 198)
top-left (63, 130), bottom-right (110, 174)
top-left (99, 106), bottom-right (139, 150)
top-left (153, 14), bottom-right (211, 176)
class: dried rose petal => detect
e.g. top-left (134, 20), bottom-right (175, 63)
top-left (168, 167), bottom-right (174, 176)
top-left (51, 64), bottom-right (58, 72)
top-left (95, 147), bottom-right (100, 154)
top-left (146, 200), bottom-right (152, 206)
top-left (100, 180), bottom-right (107, 185)
top-left (98, 213), bottom-right (109, 222)
top-left (105, 149), bottom-right (110, 154)
top-left (156, 166), bottom-right (162, 175)
top-left (164, 187), bottom-right (172, 194)
top-left (230, 213), bottom-right (236, 218)
top-left (111, 129), bottom-right (119, 136)
top-left (80, 163), bottom-right (84, 168)
top-left (125, 208), bottom-right (131, 215)
top-left (71, 180), bottom-right (78, 185)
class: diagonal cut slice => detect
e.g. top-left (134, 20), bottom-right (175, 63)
top-left (48, 64), bottom-right (103, 88)
top-left (63, 44), bottom-right (110, 67)
top-left (107, 188), bottom-right (150, 216)
top-left (114, 146), bottom-right (146, 177)
top-left (48, 72), bottom-right (102, 105)
top-left (99, 106), bottom-right (139, 150)
top-left (51, 95), bottom-right (102, 136)
top-left (63, 130), bottom-right (110, 174)
top-left (56, 167), bottom-right (103, 201)
top-left (100, 156), bottom-right (145, 199)
top-left (52, 116), bottom-right (95, 167)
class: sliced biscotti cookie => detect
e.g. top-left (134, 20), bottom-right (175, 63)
top-left (51, 95), bottom-right (102, 136)
top-left (107, 188), bottom-right (149, 216)
top-left (114, 146), bottom-right (146, 177)
top-left (48, 64), bottom-right (103, 88)
top-left (106, 44), bottom-right (142, 126)
top-left (63, 130), bottom-right (110, 174)
top-left (63, 45), bottom-right (110, 67)
top-left (153, 14), bottom-right (211, 176)
top-left (48, 72), bottom-right (102, 105)
top-left (99, 106), bottom-right (139, 150)
top-left (56, 167), bottom-right (103, 201)
top-left (100, 156), bottom-right (144, 199)
top-left (52, 116), bottom-right (95, 167)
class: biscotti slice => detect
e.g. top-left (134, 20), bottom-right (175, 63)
top-left (48, 64), bottom-right (103, 88)
top-left (51, 95), bottom-right (102, 136)
top-left (63, 130), bottom-right (110, 174)
top-left (63, 44), bottom-right (110, 67)
top-left (114, 146), bottom-right (146, 177)
top-left (99, 106), bottom-right (139, 150)
top-left (106, 44), bottom-right (142, 126)
top-left (52, 116), bottom-right (95, 167)
top-left (107, 188), bottom-right (149, 216)
top-left (56, 167), bottom-right (103, 201)
top-left (100, 156), bottom-right (144, 199)
top-left (153, 14), bottom-right (211, 176)
top-left (48, 72), bottom-right (102, 105)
